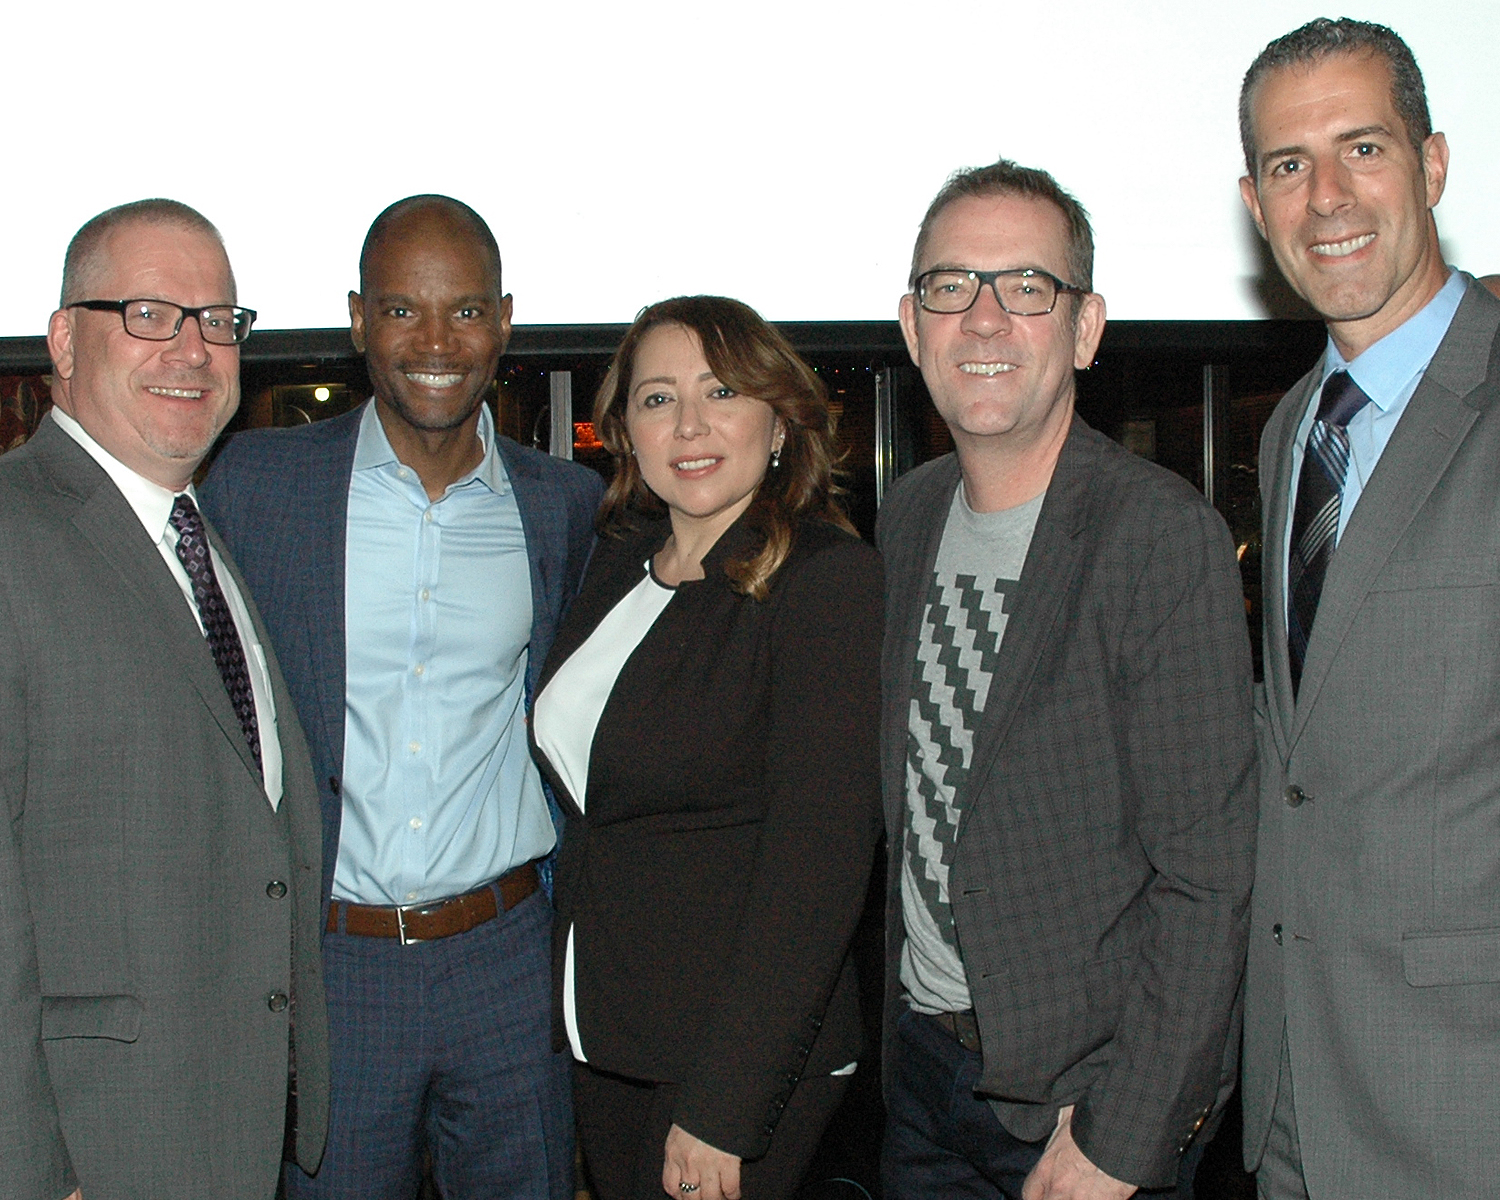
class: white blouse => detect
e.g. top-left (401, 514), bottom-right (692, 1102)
top-left (533, 563), bottom-right (676, 1061)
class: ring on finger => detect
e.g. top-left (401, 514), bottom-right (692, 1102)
top-left (679, 1184), bottom-right (700, 1195)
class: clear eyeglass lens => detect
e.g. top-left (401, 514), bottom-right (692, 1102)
top-left (920, 271), bottom-right (980, 313)
top-left (997, 272), bottom-right (1058, 315)
top-left (121, 301), bottom-right (182, 339)
top-left (200, 307), bottom-right (250, 344)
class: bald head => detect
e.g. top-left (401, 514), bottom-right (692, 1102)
top-left (358, 195), bottom-right (502, 298)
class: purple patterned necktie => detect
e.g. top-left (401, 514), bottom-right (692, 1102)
top-left (170, 494), bottom-right (263, 778)
top-left (1287, 370), bottom-right (1372, 697)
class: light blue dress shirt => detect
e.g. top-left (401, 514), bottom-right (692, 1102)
top-left (333, 401), bottom-right (554, 906)
top-left (1283, 269), bottom-right (1466, 613)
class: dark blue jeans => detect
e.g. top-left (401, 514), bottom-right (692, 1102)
top-left (882, 1006), bottom-right (1205, 1200)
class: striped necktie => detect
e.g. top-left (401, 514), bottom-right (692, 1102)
top-left (1287, 370), bottom-right (1372, 697)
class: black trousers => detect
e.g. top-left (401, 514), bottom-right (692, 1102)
top-left (573, 1061), bottom-right (849, 1200)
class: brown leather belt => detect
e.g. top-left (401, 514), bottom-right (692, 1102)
top-left (326, 862), bottom-right (539, 944)
top-left (927, 1009), bottom-right (983, 1054)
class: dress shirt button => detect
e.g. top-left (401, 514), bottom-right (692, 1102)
top-left (406, 891), bottom-right (418, 901)
top-left (420, 588), bottom-right (431, 601)
top-left (267, 991), bottom-right (289, 1012)
top-left (423, 510), bottom-right (433, 523)
top-left (398, 468), bottom-right (410, 480)
top-left (409, 741), bottom-right (421, 754)
top-left (1285, 785), bottom-right (1307, 808)
top-left (1273, 924), bottom-right (1283, 945)
top-left (413, 664), bottom-right (425, 676)
top-left (410, 817), bottom-right (423, 830)
top-left (266, 880), bottom-right (287, 899)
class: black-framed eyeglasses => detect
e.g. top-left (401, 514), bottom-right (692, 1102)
top-left (914, 268), bottom-right (1087, 316)
top-left (69, 299), bottom-right (257, 345)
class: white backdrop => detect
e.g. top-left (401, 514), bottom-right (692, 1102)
top-left (3, 0), bottom-right (1495, 334)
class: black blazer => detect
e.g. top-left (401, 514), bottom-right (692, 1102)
top-left (533, 512), bottom-right (883, 1160)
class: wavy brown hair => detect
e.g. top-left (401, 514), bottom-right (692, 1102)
top-left (594, 295), bottom-right (854, 600)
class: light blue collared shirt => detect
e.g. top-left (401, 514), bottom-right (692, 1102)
top-left (333, 400), bottom-right (553, 906)
top-left (1284, 269), bottom-right (1466, 610)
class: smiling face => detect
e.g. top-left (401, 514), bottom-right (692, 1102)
top-left (47, 220), bottom-right (240, 491)
top-left (350, 208), bottom-right (511, 440)
top-left (624, 322), bottom-right (784, 545)
top-left (899, 192), bottom-right (1105, 457)
top-left (1240, 50), bottom-right (1449, 358)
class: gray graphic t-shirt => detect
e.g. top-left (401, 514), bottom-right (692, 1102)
top-left (901, 484), bottom-right (1042, 1013)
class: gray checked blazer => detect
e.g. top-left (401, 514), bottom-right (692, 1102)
top-left (1244, 277), bottom-right (1500, 1197)
top-left (0, 418), bottom-right (329, 1200)
top-left (878, 417), bottom-right (1257, 1189)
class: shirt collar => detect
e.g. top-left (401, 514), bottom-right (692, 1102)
top-left (1321, 268), bottom-right (1466, 412)
top-left (49, 406), bottom-right (186, 545)
top-left (352, 398), bottom-right (509, 496)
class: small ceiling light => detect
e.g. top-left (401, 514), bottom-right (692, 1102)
top-left (314, 386), bottom-right (331, 402)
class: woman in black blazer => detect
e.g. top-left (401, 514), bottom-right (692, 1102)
top-left (531, 296), bottom-right (882, 1200)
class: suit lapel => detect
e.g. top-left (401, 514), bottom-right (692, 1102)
top-left (302, 412), bottom-right (358, 775)
top-left (1261, 370), bottom-right (1318, 759)
top-left (881, 457), bottom-right (960, 831)
top-left (957, 425), bottom-right (1088, 818)
top-left (498, 438), bottom-right (562, 700)
top-left (34, 424), bottom-right (260, 782)
top-left (1291, 285), bottom-right (1499, 744)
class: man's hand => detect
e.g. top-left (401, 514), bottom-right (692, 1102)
top-left (662, 1123), bottom-right (742, 1200)
top-left (63, 1191), bottom-right (82, 1200)
top-left (1021, 1106), bottom-right (1137, 1200)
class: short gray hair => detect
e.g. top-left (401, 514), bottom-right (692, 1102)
top-left (60, 198), bottom-right (231, 306)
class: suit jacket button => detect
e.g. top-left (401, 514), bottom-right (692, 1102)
top-left (329, 776), bottom-right (341, 796)
top-left (266, 880), bottom-right (287, 899)
top-left (1284, 785), bottom-right (1307, 808)
top-left (268, 991), bottom-right (289, 1012)
top-left (1273, 924), bottom-right (1283, 945)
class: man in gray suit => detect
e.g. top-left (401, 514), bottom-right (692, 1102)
top-left (878, 160), bottom-right (1257, 1200)
top-left (1239, 19), bottom-right (1500, 1199)
top-left (0, 199), bottom-right (328, 1200)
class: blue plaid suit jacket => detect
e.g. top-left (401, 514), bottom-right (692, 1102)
top-left (200, 403), bottom-right (602, 903)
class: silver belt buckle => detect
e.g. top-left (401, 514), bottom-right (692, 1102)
top-left (395, 902), bottom-right (427, 946)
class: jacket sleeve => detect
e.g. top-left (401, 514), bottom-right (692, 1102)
top-left (0, 571), bottom-right (79, 1200)
top-left (670, 537), bottom-right (885, 1159)
top-left (1070, 501), bottom-right (1258, 1187)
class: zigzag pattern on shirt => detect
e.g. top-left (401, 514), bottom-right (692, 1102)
top-left (905, 570), bottom-right (1015, 948)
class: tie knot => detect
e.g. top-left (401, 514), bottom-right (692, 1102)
top-left (170, 493), bottom-right (203, 538)
top-left (1316, 370), bottom-right (1372, 430)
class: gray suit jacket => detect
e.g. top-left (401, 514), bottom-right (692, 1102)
top-left (1244, 278), bottom-right (1500, 1196)
top-left (0, 419), bottom-right (329, 1200)
top-left (878, 419), bottom-right (1257, 1189)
